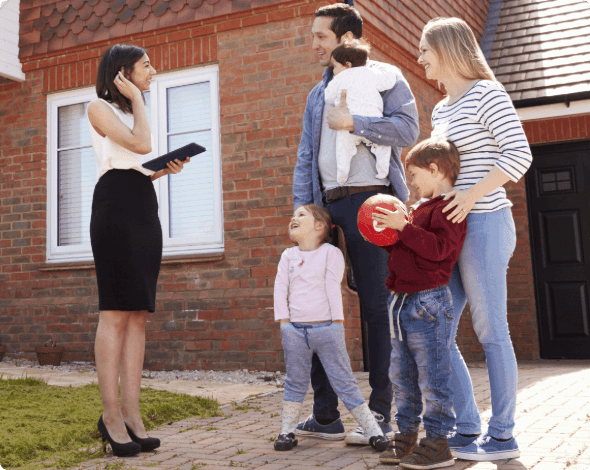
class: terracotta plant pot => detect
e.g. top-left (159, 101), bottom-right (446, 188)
top-left (0, 345), bottom-right (6, 362)
top-left (36, 346), bottom-right (65, 366)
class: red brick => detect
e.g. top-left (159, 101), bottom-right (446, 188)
top-left (268, 9), bottom-right (295, 23)
top-left (242, 14), bottom-right (267, 28)
top-left (168, 29), bottom-right (191, 43)
top-left (570, 116), bottom-right (580, 139)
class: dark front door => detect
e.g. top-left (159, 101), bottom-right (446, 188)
top-left (526, 140), bottom-right (590, 359)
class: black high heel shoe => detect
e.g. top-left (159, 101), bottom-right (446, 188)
top-left (125, 423), bottom-right (161, 452)
top-left (97, 415), bottom-right (141, 457)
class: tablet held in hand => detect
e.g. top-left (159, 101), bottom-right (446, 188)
top-left (142, 143), bottom-right (206, 172)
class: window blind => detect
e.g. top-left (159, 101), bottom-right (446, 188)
top-left (166, 83), bottom-right (215, 240)
top-left (57, 103), bottom-right (94, 246)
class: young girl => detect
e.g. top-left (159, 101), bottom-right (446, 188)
top-left (273, 203), bottom-right (390, 452)
top-left (324, 41), bottom-right (398, 185)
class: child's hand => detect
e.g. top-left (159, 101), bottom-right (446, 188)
top-left (279, 319), bottom-right (290, 325)
top-left (333, 320), bottom-right (344, 326)
top-left (372, 203), bottom-right (407, 232)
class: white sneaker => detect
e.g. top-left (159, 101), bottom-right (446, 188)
top-left (345, 410), bottom-right (394, 445)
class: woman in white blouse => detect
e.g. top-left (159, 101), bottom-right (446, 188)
top-left (87, 44), bottom-right (188, 457)
top-left (415, 18), bottom-right (532, 461)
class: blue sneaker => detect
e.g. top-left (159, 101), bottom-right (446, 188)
top-left (345, 411), bottom-right (394, 445)
top-left (448, 431), bottom-right (479, 450)
top-left (453, 432), bottom-right (520, 461)
top-left (294, 414), bottom-right (346, 440)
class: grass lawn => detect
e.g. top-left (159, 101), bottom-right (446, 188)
top-left (0, 376), bottom-right (221, 469)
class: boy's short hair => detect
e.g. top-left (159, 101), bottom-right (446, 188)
top-left (405, 137), bottom-right (461, 185)
top-left (331, 41), bottom-right (371, 68)
top-left (315, 3), bottom-right (363, 40)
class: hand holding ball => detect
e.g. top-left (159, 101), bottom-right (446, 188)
top-left (357, 194), bottom-right (408, 246)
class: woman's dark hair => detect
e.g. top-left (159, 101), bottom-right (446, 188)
top-left (331, 40), bottom-right (371, 68)
top-left (96, 44), bottom-right (146, 114)
top-left (315, 3), bottom-right (363, 40)
top-left (298, 204), bottom-right (347, 262)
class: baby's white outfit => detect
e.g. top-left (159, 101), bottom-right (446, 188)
top-left (324, 64), bottom-right (397, 184)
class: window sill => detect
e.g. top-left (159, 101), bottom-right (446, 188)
top-left (39, 252), bottom-right (225, 272)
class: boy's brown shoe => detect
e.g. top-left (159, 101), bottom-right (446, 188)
top-left (399, 437), bottom-right (454, 469)
top-left (379, 432), bottom-right (418, 464)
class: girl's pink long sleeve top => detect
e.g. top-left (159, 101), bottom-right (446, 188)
top-left (273, 243), bottom-right (345, 322)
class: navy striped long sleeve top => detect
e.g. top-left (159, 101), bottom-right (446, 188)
top-left (431, 80), bottom-right (532, 213)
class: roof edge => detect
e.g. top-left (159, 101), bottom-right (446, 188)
top-left (513, 91), bottom-right (590, 109)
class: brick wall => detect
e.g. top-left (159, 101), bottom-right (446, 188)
top-left (0, 1), bottom-right (373, 371)
top-left (1, 0), bottom-right (548, 370)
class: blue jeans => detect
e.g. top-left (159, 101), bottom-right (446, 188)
top-left (388, 286), bottom-right (455, 439)
top-left (311, 190), bottom-right (393, 423)
top-left (448, 207), bottom-right (517, 440)
top-left (282, 321), bottom-right (366, 411)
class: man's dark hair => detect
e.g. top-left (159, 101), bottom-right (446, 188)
top-left (331, 41), bottom-right (370, 68)
top-left (96, 44), bottom-right (147, 114)
top-left (405, 137), bottom-right (461, 185)
top-left (315, 3), bottom-right (363, 40)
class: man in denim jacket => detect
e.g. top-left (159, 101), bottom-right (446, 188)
top-left (292, 3), bottom-right (419, 445)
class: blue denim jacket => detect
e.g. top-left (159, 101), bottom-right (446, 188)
top-left (293, 61), bottom-right (420, 208)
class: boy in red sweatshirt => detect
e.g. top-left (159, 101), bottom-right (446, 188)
top-left (371, 136), bottom-right (466, 469)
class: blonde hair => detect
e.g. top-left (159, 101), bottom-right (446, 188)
top-left (422, 17), bottom-right (502, 89)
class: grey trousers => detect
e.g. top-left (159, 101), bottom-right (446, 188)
top-left (281, 321), bottom-right (365, 411)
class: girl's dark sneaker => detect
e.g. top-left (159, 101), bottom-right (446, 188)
top-left (274, 433), bottom-right (298, 451)
top-left (369, 435), bottom-right (392, 452)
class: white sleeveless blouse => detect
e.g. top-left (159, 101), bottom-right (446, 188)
top-left (88, 98), bottom-right (156, 179)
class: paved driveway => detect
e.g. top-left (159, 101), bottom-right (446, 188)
top-left (76, 361), bottom-right (590, 470)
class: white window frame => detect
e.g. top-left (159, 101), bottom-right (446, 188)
top-left (46, 65), bottom-right (223, 263)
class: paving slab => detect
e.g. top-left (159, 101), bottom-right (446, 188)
top-left (6, 360), bottom-right (590, 470)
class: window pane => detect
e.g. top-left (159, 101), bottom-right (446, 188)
top-left (58, 146), bottom-right (95, 246)
top-left (167, 83), bottom-right (211, 134)
top-left (168, 130), bottom-right (215, 239)
top-left (58, 103), bottom-right (91, 149)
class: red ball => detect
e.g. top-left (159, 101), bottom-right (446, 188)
top-left (357, 194), bottom-right (408, 246)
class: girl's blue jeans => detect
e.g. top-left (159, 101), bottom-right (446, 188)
top-left (388, 285), bottom-right (455, 439)
top-left (448, 207), bottom-right (518, 439)
top-left (281, 321), bottom-right (366, 411)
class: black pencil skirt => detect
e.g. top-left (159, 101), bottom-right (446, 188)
top-left (90, 169), bottom-right (162, 313)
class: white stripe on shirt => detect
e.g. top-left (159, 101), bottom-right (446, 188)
top-left (431, 80), bottom-right (532, 213)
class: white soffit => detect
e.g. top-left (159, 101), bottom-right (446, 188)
top-left (0, 0), bottom-right (25, 82)
top-left (517, 99), bottom-right (590, 122)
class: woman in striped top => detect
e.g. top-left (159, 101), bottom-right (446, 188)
top-left (416, 18), bottom-right (532, 461)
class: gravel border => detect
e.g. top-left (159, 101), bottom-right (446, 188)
top-left (1, 357), bottom-right (285, 387)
